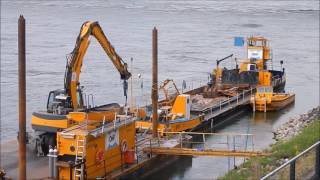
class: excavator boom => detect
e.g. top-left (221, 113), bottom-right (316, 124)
top-left (64, 21), bottom-right (131, 109)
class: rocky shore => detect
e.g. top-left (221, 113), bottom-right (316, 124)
top-left (273, 106), bottom-right (320, 141)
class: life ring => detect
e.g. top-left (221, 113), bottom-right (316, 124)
top-left (121, 139), bottom-right (128, 153)
top-left (95, 149), bottom-right (105, 166)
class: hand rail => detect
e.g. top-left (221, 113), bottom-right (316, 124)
top-left (261, 141), bottom-right (320, 180)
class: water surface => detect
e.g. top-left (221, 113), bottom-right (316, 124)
top-left (1, 0), bottom-right (319, 179)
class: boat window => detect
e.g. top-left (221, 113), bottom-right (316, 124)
top-left (264, 87), bottom-right (273, 93)
top-left (77, 90), bottom-right (82, 108)
top-left (255, 40), bottom-right (263, 47)
top-left (247, 64), bottom-right (256, 71)
top-left (257, 87), bottom-right (265, 93)
top-left (47, 91), bottom-right (55, 113)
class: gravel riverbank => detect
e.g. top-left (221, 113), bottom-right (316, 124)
top-left (273, 106), bottom-right (319, 141)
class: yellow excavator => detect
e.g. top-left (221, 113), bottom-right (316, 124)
top-left (31, 21), bottom-right (131, 155)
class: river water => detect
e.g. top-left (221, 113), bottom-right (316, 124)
top-left (1, 0), bottom-right (319, 179)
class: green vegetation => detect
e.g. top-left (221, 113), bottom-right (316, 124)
top-left (219, 118), bottom-right (320, 180)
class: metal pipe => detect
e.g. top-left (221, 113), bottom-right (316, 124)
top-left (48, 148), bottom-right (53, 178)
top-left (53, 148), bottom-right (58, 178)
top-left (152, 27), bottom-right (158, 138)
top-left (130, 57), bottom-right (133, 108)
top-left (18, 15), bottom-right (26, 180)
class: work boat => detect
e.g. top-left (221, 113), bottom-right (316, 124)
top-left (136, 94), bottom-right (202, 135)
top-left (135, 79), bottom-right (202, 135)
top-left (209, 37), bottom-right (286, 92)
top-left (251, 86), bottom-right (295, 112)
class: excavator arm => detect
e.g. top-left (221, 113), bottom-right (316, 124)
top-left (64, 21), bottom-right (131, 110)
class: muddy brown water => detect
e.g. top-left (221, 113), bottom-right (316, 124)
top-left (1, 0), bottom-right (319, 179)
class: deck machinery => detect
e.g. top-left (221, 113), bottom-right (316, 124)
top-left (31, 21), bottom-right (131, 155)
top-left (209, 37), bottom-right (286, 92)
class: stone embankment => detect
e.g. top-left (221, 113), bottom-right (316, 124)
top-left (273, 106), bottom-right (319, 141)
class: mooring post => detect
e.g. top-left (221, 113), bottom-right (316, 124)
top-left (18, 15), bottom-right (26, 180)
top-left (152, 27), bottom-right (158, 138)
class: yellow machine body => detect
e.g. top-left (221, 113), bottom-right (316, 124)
top-left (67, 111), bottom-right (117, 123)
top-left (57, 116), bottom-right (136, 179)
top-left (171, 94), bottom-right (191, 120)
top-left (31, 110), bottom-right (117, 132)
top-left (135, 94), bottom-right (201, 135)
top-left (247, 37), bottom-right (271, 62)
top-left (66, 21), bottom-right (131, 110)
top-left (31, 114), bottom-right (69, 130)
top-left (258, 71), bottom-right (272, 86)
top-left (214, 68), bottom-right (223, 83)
top-left (239, 37), bottom-right (272, 73)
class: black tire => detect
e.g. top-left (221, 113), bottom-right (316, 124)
top-left (41, 133), bottom-right (56, 155)
top-left (47, 133), bottom-right (56, 149)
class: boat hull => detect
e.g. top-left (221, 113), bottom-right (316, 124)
top-left (252, 93), bottom-right (295, 111)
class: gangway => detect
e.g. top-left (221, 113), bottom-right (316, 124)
top-left (143, 147), bottom-right (267, 157)
top-left (143, 131), bottom-right (268, 158)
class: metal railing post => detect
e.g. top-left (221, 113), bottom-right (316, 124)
top-left (227, 136), bottom-right (230, 170)
top-left (203, 134), bottom-right (206, 149)
top-left (180, 133), bottom-right (183, 148)
top-left (237, 93), bottom-right (239, 105)
top-left (233, 136), bottom-right (236, 168)
top-left (261, 141), bottom-right (320, 180)
top-left (290, 160), bottom-right (296, 180)
top-left (149, 139), bottom-right (152, 158)
top-left (135, 144), bottom-right (139, 164)
top-left (242, 90), bottom-right (245, 102)
top-left (253, 98), bottom-right (256, 112)
top-left (316, 144), bottom-right (320, 179)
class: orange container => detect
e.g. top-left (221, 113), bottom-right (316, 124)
top-left (124, 150), bottom-right (135, 164)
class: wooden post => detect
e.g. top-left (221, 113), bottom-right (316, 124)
top-left (152, 27), bottom-right (158, 138)
top-left (18, 15), bottom-right (27, 180)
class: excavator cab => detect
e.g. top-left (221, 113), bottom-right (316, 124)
top-left (46, 88), bottom-right (83, 115)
